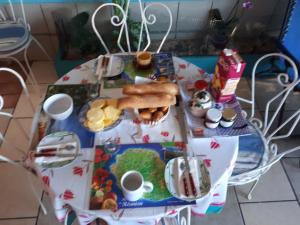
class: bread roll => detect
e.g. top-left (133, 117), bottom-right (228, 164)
top-left (123, 83), bottom-right (179, 95)
top-left (117, 94), bottom-right (176, 110)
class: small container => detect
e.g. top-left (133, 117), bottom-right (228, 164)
top-left (190, 90), bottom-right (212, 117)
top-left (136, 51), bottom-right (152, 67)
top-left (205, 108), bottom-right (222, 129)
top-left (220, 108), bottom-right (237, 128)
top-left (43, 94), bottom-right (73, 120)
top-left (194, 80), bottom-right (208, 91)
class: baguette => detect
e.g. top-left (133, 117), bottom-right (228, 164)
top-left (123, 83), bottom-right (179, 95)
top-left (117, 94), bottom-right (176, 110)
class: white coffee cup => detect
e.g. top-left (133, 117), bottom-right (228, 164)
top-left (120, 170), bottom-right (153, 201)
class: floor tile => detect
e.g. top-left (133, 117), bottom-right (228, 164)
top-left (0, 108), bottom-right (13, 136)
top-left (29, 62), bottom-right (58, 84)
top-left (0, 219), bottom-right (36, 225)
top-left (282, 159), bottom-right (300, 201)
top-left (0, 118), bottom-right (33, 160)
top-left (276, 137), bottom-right (300, 157)
top-left (191, 187), bottom-right (244, 225)
top-left (236, 163), bottom-right (295, 202)
top-left (36, 195), bottom-right (79, 225)
top-left (0, 163), bottom-right (42, 218)
top-left (1, 94), bottom-right (20, 109)
top-left (241, 201), bottom-right (300, 225)
top-left (14, 84), bottom-right (49, 118)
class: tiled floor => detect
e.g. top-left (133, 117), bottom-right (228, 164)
top-left (0, 61), bottom-right (299, 225)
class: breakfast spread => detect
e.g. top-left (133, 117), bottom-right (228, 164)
top-left (84, 99), bottom-right (122, 132)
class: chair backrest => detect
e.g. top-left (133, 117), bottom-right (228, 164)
top-left (0, 0), bottom-right (27, 24)
top-left (91, 0), bottom-right (172, 54)
top-left (237, 53), bottom-right (300, 147)
top-left (0, 67), bottom-right (35, 156)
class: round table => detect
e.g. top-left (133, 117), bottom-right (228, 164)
top-left (38, 56), bottom-right (238, 225)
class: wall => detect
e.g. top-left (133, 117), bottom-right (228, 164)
top-left (0, 0), bottom-right (289, 60)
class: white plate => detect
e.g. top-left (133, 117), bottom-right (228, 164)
top-left (94, 55), bottom-right (125, 78)
top-left (35, 131), bottom-right (80, 168)
top-left (164, 157), bottom-right (211, 201)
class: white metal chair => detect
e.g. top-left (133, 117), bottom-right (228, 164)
top-left (91, 0), bottom-right (172, 54)
top-left (231, 53), bottom-right (300, 199)
top-left (0, 0), bottom-right (51, 94)
top-left (0, 67), bottom-right (47, 214)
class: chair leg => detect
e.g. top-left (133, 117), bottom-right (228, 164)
top-left (31, 36), bottom-right (52, 61)
top-left (247, 179), bottom-right (259, 200)
top-left (23, 47), bottom-right (41, 96)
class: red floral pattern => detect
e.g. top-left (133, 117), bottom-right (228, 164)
top-left (73, 166), bottom-right (83, 176)
top-left (63, 189), bottom-right (74, 200)
top-left (62, 76), bottom-right (70, 81)
top-left (177, 75), bottom-right (184, 80)
top-left (210, 140), bottom-right (220, 149)
top-left (179, 64), bottom-right (187, 69)
top-left (203, 159), bottom-right (212, 168)
top-left (142, 135), bottom-right (150, 143)
top-left (160, 131), bottom-right (169, 137)
top-left (42, 176), bottom-right (50, 186)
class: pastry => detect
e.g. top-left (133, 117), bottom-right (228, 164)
top-left (139, 110), bottom-right (152, 120)
top-left (122, 83), bottom-right (179, 96)
top-left (117, 94), bottom-right (176, 110)
top-left (152, 111), bottom-right (164, 121)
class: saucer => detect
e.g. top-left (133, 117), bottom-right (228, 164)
top-left (164, 157), bottom-right (211, 201)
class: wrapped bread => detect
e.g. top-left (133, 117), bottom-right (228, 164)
top-left (117, 94), bottom-right (176, 110)
top-left (123, 83), bottom-right (179, 96)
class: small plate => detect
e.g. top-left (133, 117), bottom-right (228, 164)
top-left (78, 98), bottom-right (123, 133)
top-left (94, 55), bottom-right (125, 78)
top-left (164, 157), bottom-right (211, 201)
top-left (35, 132), bottom-right (80, 168)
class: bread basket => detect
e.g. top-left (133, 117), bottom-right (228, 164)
top-left (134, 106), bottom-right (170, 126)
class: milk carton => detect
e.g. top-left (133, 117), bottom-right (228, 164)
top-left (211, 49), bottom-right (246, 103)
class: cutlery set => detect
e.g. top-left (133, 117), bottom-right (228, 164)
top-left (34, 143), bottom-right (79, 158)
top-left (95, 56), bottom-right (110, 81)
top-left (181, 153), bottom-right (197, 197)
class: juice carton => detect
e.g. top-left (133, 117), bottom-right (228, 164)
top-left (211, 49), bottom-right (246, 103)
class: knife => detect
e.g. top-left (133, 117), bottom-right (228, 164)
top-left (33, 152), bottom-right (82, 158)
top-left (183, 152), bottom-right (197, 196)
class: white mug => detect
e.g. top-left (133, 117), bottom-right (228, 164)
top-left (120, 170), bottom-right (153, 201)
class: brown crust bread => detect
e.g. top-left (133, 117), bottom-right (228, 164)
top-left (122, 83), bottom-right (179, 96)
top-left (117, 94), bottom-right (176, 109)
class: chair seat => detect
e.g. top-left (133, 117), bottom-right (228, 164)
top-left (232, 128), bottom-right (266, 176)
top-left (0, 22), bottom-right (30, 52)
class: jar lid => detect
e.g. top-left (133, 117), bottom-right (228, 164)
top-left (194, 80), bottom-right (208, 90)
top-left (206, 108), bottom-right (222, 122)
top-left (222, 108), bottom-right (237, 121)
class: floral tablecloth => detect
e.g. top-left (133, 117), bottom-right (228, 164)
top-left (37, 57), bottom-right (238, 225)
